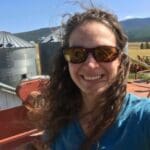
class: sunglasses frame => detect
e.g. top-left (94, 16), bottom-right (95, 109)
top-left (63, 45), bottom-right (120, 64)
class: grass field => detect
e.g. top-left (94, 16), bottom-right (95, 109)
top-left (128, 42), bottom-right (150, 60)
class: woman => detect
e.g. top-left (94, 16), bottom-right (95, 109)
top-left (28, 8), bottom-right (150, 150)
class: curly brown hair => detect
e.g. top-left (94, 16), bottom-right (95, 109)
top-left (31, 8), bottom-right (131, 150)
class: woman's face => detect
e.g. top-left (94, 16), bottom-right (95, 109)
top-left (68, 21), bottom-right (120, 99)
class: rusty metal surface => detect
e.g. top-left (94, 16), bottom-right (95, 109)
top-left (127, 81), bottom-right (150, 98)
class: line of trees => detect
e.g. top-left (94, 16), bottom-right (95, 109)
top-left (140, 42), bottom-right (150, 49)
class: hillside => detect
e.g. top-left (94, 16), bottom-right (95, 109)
top-left (120, 18), bottom-right (150, 42)
top-left (14, 26), bottom-right (59, 42)
top-left (14, 18), bottom-right (150, 42)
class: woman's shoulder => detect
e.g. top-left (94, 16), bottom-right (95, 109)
top-left (123, 93), bottom-right (150, 120)
top-left (126, 93), bottom-right (150, 109)
top-left (115, 93), bottom-right (150, 135)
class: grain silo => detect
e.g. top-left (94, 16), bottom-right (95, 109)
top-left (39, 28), bottom-right (62, 75)
top-left (0, 31), bottom-right (38, 87)
top-left (0, 82), bottom-right (21, 110)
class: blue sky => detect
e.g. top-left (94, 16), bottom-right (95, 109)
top-left (0, 0), bottom-right (150, 33)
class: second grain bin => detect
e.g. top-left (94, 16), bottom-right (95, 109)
top-left (39, 28), bottom-right (62, 75)
top-left (0, 31), bottom-right (38, 87)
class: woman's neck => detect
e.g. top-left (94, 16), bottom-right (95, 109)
top-left (78, 94), bottom-right (98, 136)
top-left (81, 93), bottom-right (98, 114)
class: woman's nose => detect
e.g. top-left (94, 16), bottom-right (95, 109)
top-left (83, 54), bottom-right (99, 68)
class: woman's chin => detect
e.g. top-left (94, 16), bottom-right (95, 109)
top-left (81, 82), bottom-right (108, 97)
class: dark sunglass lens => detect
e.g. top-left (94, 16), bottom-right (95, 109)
top-left (94, 48), bottom-right (104, 61)
top-left (94, 46), bottom-right (119, 62)
top-left (64, 48), bottom-right (87, 63)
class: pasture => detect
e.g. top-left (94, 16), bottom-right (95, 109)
top-left (128, 42), bottom-right (150, 60)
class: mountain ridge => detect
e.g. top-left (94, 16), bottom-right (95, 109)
top-left (14, 18), bottom-right (150, 42)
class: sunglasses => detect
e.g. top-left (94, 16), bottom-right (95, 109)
top-left (63, 45), bottom-right (120, 64)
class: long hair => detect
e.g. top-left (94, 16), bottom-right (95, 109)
top-left (31, 8), bottom-right (131, 149)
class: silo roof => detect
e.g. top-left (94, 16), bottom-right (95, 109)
top-left (0, 31), bottom-right (34, 49)
top-left (41, 27), bottom-right (64, 43)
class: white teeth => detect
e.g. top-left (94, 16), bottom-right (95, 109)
top-left (84, 74), bottom-right (104, 80)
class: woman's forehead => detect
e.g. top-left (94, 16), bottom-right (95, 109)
top-left (69, 21), bottom-right (116, 47)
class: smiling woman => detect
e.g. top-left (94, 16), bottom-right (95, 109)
top-left (24, 7), bottom-right (150, 150)
top-left (67, 21), bottom-right (120, 102)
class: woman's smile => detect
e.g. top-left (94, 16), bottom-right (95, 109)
top-left (81, 74), bottom-right (105, 81)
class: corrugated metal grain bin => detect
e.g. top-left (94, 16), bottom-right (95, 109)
top-left (39, 28), bottom-right (62, 75)
top-left (0, 31), bottom-right (38, 87)
top-left (0, 82), bottom-right (21, 110)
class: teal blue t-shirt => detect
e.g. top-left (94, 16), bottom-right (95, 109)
top-left (50, 94), bottom-right (150, 150)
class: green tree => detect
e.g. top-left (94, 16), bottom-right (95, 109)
top-left (145, 42), bottom-right (150, 49)
top-left (140, 42), bottom-right (144, 49)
